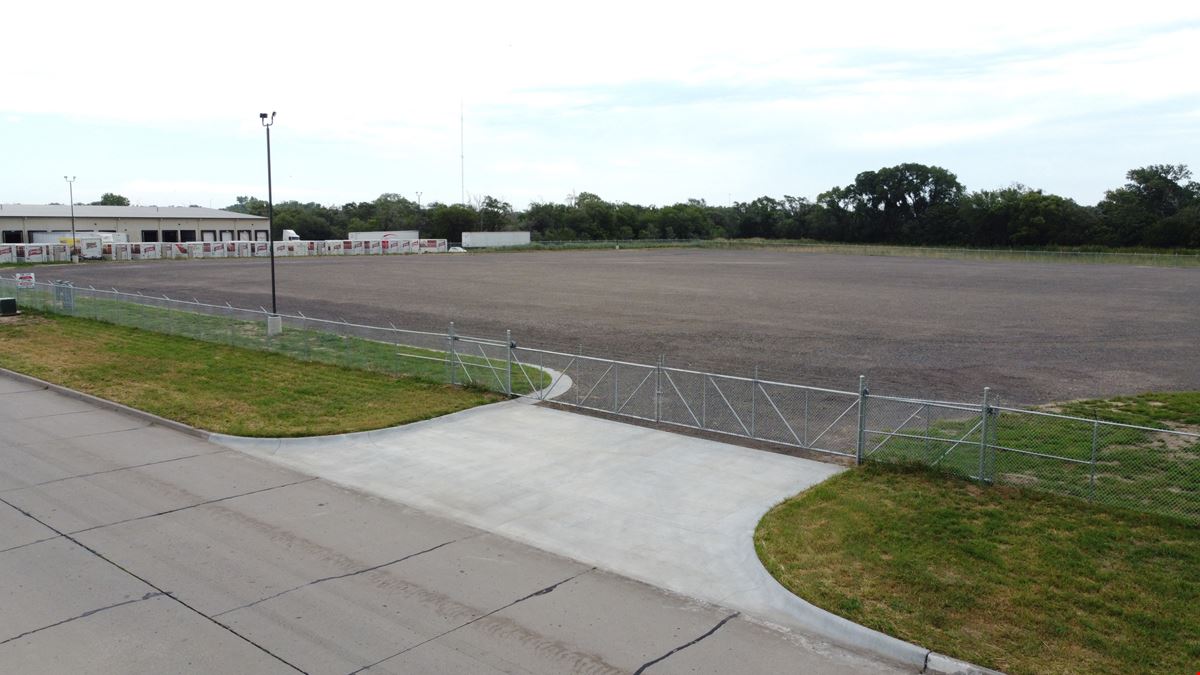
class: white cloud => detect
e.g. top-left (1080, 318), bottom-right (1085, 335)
top-left (2, 1), bottom-right (1198, 206)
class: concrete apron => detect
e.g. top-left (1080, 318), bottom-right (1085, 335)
top-left (212, 400), bottom-right (932, 669)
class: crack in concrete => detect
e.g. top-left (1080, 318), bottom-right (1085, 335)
top-left (0, 494), bottom-right (310, 674)
top-left (68, 477), bottom-right (319, 535)
top-left (347, 566), bottom-right (596, 674)
top-left (0, 592), bottom-right (164, 645)
top-left (632, 612), bottom-right (740, 674)
top-left (213, 537), bottom-right (466, 618)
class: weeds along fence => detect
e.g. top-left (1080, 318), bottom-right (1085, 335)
top-left (4, 277), bottom-right (1197, 521)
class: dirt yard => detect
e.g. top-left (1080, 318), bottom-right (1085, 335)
top-left (40, 248), bottom-right (1200, 405)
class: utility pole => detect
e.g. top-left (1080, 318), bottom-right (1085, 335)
top-left (259, 112), bottom-right (278, 320)
top-left (64, 176), bottom-right (77, 262)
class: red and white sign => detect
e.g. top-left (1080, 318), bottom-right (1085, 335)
top-left (16, 272), bottom-right (35, 288)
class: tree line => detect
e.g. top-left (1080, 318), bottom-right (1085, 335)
top-left (218, 164), bottom-right (1199, 248)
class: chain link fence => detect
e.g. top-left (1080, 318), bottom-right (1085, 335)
top-left (3, 276), bottom-right (1197, 521)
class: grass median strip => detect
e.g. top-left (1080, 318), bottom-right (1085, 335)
top-left (3, 288), bottom-right (550, 395)
top-left (0, 313), bottom-right (504, 436)
top-left (756, 463), bottom-right (1200, 675)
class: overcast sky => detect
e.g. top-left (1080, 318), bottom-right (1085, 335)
top-left (3, 1), bottom-right (1198, 210)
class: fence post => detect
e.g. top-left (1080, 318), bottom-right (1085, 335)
top-left (751, 366), bottom-right (758, 438)
top-left (655, 355), bottom-right (663, 423)
top-left (612, 359), bottom-right (618, 413)
top-left (506, 330), bottom-right (513, 396)
top-left (1090, 419), bottom-right (1099, 502)
top-left (447, 321), bottom-right (456, 385)
top-left (856, 375), bottom-right (868, 465)
top-left (978, 387), bottom-right (991, 483)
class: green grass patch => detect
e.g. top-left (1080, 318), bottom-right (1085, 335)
top-left (1058, 392), bottom-right (1200, 427)
top-left (0, 312), bottom-right (506, 436)
top-left (5, 287), bottom-right (549, 395)
top-left (866, 397), bottom-right (1200, 520)
top-left (756, 463), bottom-right (1200, 675)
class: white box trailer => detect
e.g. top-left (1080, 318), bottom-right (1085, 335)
top-left (380, 239), bottom-right (403, 254)
top-left (104, 243), bottom-right (133, 261)
top-left (419, 239), bottom-right (448, 253)
top-left (322, 240), bottom-right (342, 255)
top-left (18, 244), bottom-right (48, 262)
top-left (348, 230), bottom-right (419, 242)
top-left (77, 237), bottom-right (104, 259)
top-left (132, 243), bottom-right (160, 260)
top-left (461, 231), bottom-right (530, 248)
top-left (272, 241), bottom-right (290, 256)
top-left (0, 244), bottom-right (15, 263)
top-left (286, 241), bottom-right (307, 256)
top-left (48, 244), bottom-right (71, 262)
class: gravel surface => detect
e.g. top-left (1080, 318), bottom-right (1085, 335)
top-left (40, 248), bottom-right (1200, 405)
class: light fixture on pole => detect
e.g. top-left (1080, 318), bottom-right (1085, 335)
top-left (64, 176), bottom-right (77, 262)
top-left (259, 112), bottom-right (279, 328)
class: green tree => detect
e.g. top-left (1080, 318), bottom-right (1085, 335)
top-left (824, 163), bottom-right (965, 242)
top-left (478, 196), bottom-right (516, 231)
top-left (227, 196), bottom-right (270, 217)
top-left (91, 192), bottom-right (131, 206)
top-left (1099, 165), bottom-right (1199, 245)
top-left (425, 203), bottom-right (478, 242)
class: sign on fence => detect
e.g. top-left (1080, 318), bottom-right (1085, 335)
top-left (16, 272), bottom-right (35, 289)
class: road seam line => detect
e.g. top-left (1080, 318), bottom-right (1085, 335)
top-left (0, 535), bottom-right (63, 556)
top-left (0, 494), bottom-right (309, 674)
top-left (67, 477), bottom-right (319, 535)
top-left (348, 566), bottom-right (596, 674)
top-left (0, 450), bottom-right (230, 494)
top-left (212, 536), bottom-right (470, 618)
top-left (0, 592), bottom-right (165, 646)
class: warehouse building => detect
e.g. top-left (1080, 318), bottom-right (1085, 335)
top-left (0, 204), bottom-right (269, 244)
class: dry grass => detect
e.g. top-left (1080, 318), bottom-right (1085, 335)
top-left (0, 312), bottom-right (503, 436)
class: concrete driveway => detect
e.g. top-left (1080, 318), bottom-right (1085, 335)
top-left (0, 374), bottom-right (908, 674)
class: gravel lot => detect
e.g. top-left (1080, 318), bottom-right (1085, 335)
top-left (42, 248), bottom-right (1200, 405)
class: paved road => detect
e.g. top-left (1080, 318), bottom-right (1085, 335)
top-left (213, 400), bottom-right (924, 666)
top-left (0, 375), bottom-right (905, 674)
top-left (43, 248), bottom-right (1200, 405)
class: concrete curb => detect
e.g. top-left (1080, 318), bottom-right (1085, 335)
top-left (0, 367), bottom-right (1004, 674)
top-left (0, 367), bottom-right (211, 440)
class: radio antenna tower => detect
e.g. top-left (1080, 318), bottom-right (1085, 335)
top-left (460, 101), bottom-right (465, 205)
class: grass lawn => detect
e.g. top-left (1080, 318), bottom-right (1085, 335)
top-left (0, 312), bottom-right (506, 436)
top-left (865, 395), bottom-right (1200, 521)
top-left (5, 287), bottom-right (548, 395)
top-left (756, 464), bottom-right (1200, 675)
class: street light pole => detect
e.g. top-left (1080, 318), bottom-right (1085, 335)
top-left (64, 176), bottom-right (77, 262)
top-left (260, 112), bottom-right (277, 316)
